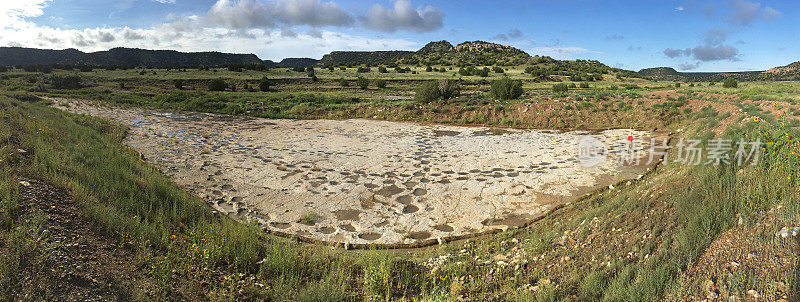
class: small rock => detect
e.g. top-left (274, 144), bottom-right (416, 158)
top-left (747, 290), bottom-right (758, 298)
top-left (19, 181), bottom-right (31, 187)
top-left (702, 279), bottom-right (715, 294)
top-left (438, 238), bottom-right (446, 245)
top-left (730, 261), bottom-right (740, 268)
top-left (539, 279), bottom-right (551, 286)
top-left (707, 292), bottom-right (719, 299)
top-left (17, 149), bottom-right (27, 154)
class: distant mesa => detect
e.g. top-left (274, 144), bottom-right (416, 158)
top-left (637, 64), bottom-right (800, 82)
top-left (0, 47), bottom-right (262, 68)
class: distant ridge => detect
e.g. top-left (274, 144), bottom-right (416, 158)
top-left (0, 47), bottom-right (262, 68)
top-left (637, 65), bottom-right (800, 81)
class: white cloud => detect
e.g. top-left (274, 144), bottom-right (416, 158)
top-left (152, 0), bottom-right (176, 4)
top-left (206, 0), bottom-right (352, 30)
top-left (363, 0), bottom-right (443, 33)
top-left (0, 0), bottom-right (428, 61)
top-left (530, 46), bottom-right (599, 59)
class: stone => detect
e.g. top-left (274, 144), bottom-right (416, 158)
top-left (19, 181), bottom-right (31, 187)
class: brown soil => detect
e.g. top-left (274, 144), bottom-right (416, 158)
top-left (7, 178), bottom-right (147, 301)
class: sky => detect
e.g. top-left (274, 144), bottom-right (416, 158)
top-left (0, 0), bottom-right (797, 72)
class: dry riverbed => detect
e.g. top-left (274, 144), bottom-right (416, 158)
top-left (54, 99), bottom-right (665, 246)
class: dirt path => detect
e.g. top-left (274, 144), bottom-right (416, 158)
top-left (10, 178), bottom-right (146, 301)
top-left (54, 99), bottom-right (666, 245)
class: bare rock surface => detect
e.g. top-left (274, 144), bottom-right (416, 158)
top-left (54, 100), bottom-right (664, 245)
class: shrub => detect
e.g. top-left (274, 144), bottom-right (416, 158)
top-left (173, 79), bottom-right (184, 90)
top-left (723, 78), bottom-right (738, 88)
top-left (492, 66), bottom-right (504, 73)
top-left (425, 66), bottom-right (433, 72)
top-left (339, 78), bottom-right (350, 87)
top-left (356, 77), bottom-right (369, 90)
top-left (0, 66), bottom-right (7, 72)
top-left (208, 79), bottom-right (227, 91)
top-left (49, 75), bottom-right (83, 89)
top-left (375, 79), bottom-right (387, 89)
top-left (579, 82), bottom-right (590, 89)
top-left (78, 65), bottom-right (93, 72)
top-left (675, 82), bottom-right (681, 88)
top-left (490, 77), bottom-right (524, 100)
top-left (438, 79), bottom-right (460, 100)
top-left (378, 67), bottom-right (387, 73)
top-left (357, 67), bottom-right (370, 73)
top-left (415, 81), bottom-right (440, 102)
top-left (552, 83), bottom-right (569, 93)
top-left (259, 77), bottom-right (270, 92)
top-left (292, 66), bottom-right (305, 72)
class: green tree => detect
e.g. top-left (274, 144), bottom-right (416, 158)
top-left (356, 77), bottom-right (369, 89)
top-left (723, 78), bottom-right (738, 88)
top-left (258, 77), bottom-right (270, 92)
top-left (552, 83), bottom-right (569, 93)
top-left (208, 79), bottom-right (227, 91)
top-left (415, 81), bottom-right (440, 102)
top-left (375, 79), bottom-right (387, 89)
top-left (490, 77), bottom-right (524, 100)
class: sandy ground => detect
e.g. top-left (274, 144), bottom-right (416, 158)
top-left (54, 100), bottom-right (664, 245)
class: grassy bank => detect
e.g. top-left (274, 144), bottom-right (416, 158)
top-left (1, 74), bottom-right (798, 300)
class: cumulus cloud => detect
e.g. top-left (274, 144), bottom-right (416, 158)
top-left (663, 48), bottom-right (686, 58)
top-left (678, 62), bottom-right (700, 70)
top-left (363, 0), bottom-right (443, 33)
top-left (663, 44), bottom-right (739, 61)
top-left (704, 29), bottom-right (727, 45)
top-left (690, 44), bottom-right (738, 61)
top-left (530, 46), bottom-right (599, 59)
top-left (729, 0), bottom-right (779, 26)
top-left (206, 0), bottom-right (353, 30)
top-left (492, 28), bottom-right (523, 41)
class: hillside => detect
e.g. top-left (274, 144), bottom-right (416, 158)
top-left (638, 67), bottom-right (765, 82)
top-left (397, 40), bottom-right (532, 66)
top-left (0, 47), bottom-right (263, 67)
top-left (318, 51), bottom-right (413, 67)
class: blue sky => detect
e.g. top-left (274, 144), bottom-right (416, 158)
top-left (1, 0), bottom-right (796, 71)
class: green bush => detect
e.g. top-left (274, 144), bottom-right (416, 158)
top-left (375, 79), bottom-right (387, 89)
top-left (415, 81), bottom-right (440, 102)
top-left (723, 78), bottom-right (738, 88)
top-left (490, 77), bottom-right (524, 100)
top-left (49, 75), bottom-right (83, 89)
top-left (425, 66), bottom-right (433, 72)
top-left (259, 77), bottom-right (270, 92)
top-left (492, 66), bottom-right (504, 73)
top-left (339, 78), bottom-right (349, 87)
top-left (208, 79), bottom-right (227, 91)
top-left (173, 79), bottom-right (184, 90)
top-left (552, 83), bottom-right (569, 93)
top-left (357, 67), bottom-right (370, 73)
top-left (438, 79), bottom-right (460, 100)
top-left (356, 77), bottom-right (369, 90)
top-left (579, 82), bottom-right (590, 89)
top-left (378, 67), bottom-right (387, 73)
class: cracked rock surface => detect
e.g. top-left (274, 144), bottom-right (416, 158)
top-left (55, 100), bottom-right (663, 245)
